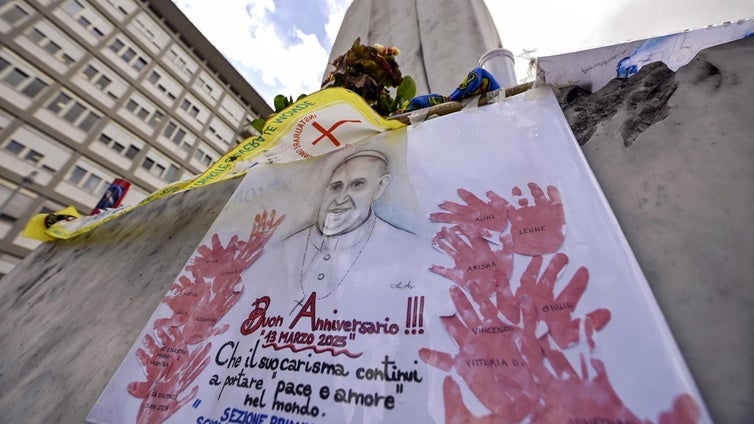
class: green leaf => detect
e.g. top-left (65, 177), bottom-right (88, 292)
top-left (395, 76), bottom-right (416, 105)
top-left (274, 94), bottom-right (289, 112)
top-left (250, 118), bottom-right (266, 133)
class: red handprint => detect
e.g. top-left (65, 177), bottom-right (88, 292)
top-left (421, 285), bottom-right (698, 423)
top-left (128, 209), bottom-right (285, 424)
top-left (508, 183), bottom-right (565, 255)
top-left (186, 209), bottom-right (285, 282)
top-left (157, 210), bottom-right (285, 343)
top-left (515, 254), bottom-right (610, 349)
top-left (128, 328), bottom-right (211, 424)
top-left (430, 188), bottom-right (509, 234)
top-left (430, 225), bottom-right (514, 296)
top-left (425, 190), bottom-right (699, 423)
top-left (419, 284), bottom-right (541, 421)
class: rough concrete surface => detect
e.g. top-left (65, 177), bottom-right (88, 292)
top-left (572, 37), bottom-right (754, 424)
top-left (0, 177), bottom-right (240, 423)
top-left (1, 38), bottom-right (753, 423)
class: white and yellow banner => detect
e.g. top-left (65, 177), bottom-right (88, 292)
top-left (88, 88), bottom-right (708, 423)
top-left (35, 88), bottom-right (404, 240)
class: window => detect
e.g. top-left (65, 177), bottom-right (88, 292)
top-left (1, 4), bottom-right (29, 25)
top-left (173, 128), bottom-right (185, 143)
top-left (63, 102), bottom-right (85, 123)
top-left (83, 64), bottom-right (97, 79)
top-left (136, 107), bottom-right (148, 120)
top-left (121, 48), bottom-right (135, 62)
top-left (82, 173), bottom-right (101, 192)
top-left (163, 121), bottom-right (176, 137)
top-left (165, 46), bottom-right (196, 79)
top-left (192, 147), bottom-right (214, 167)
top-left (108, 38), bottom-right (148, 72)
top-left (151, 163), bottom-right (165, 178)
top-left (25, 25), bottom-right (81, 66)
top-left (28, 28), bottom-right (45, 44)
top-left (63, 0), bottom-right (110, 40)
top-left (125, 145), bottom-right (139, 159)
top-left (43, 40), bottom-right (62, 56)
top-left (68, 165), bottom-right (86, 184)
top-left (140, 153), bottom-right (181, 183)
top-left (63, 0), bottom-right (84, 15)
top-left (78, 112), bottom-right (99, 131)
top-left (98, 133), bottom-right (111, 144)
top-left (0, 52), bottom-right (52, 99)
top-left (46, 90), bottom-right (101, 132)
top-left (47, 93), bottom-right (72, 113)
top-left (21, 78), bottom-right (47, 98)
top-left (147, 110), bottom-right (163, 127)
top-left (180, 97), bottom-right (202, 120)
top-left (165, 165), bottom-right (179, 182)
top-left (95, 75), bottom-right (111, 90)
top-left (133, 57), bottom-right (146, 71)
top-left (109, 39), bottom-right (124, 53)
top-left (102, 0), bottom-right (136, 19)
top-left (132, 13), bottom-right (170, 52)
top-left (80, 61), bottom-right (123, 99)
top-left (97, 128), bottom-right (142, 161)
top-left (146, 67), bottom-right (180, 104)
top-left (0, 186), bottom-right (34, 223)
top-left (162, 120), bottom-right (191, 145)
top-left (24, 149), bottom-right (43, 164)
top-left (4, 67), bottom-right (28, 86)
top-left (123, 95), bottom-right (163, 128)
top-left (66, 163), bottom-right (108, 194)
top-left (4, 139), bottom-right (24, 154)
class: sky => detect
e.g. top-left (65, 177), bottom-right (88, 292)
top-left (173, 0), bottom-right (754, 108)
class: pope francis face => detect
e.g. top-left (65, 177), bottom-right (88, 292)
top-left (317, 154), bottom-right (391, 236)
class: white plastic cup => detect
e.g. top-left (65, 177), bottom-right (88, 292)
top-left (479, 48), bottom-right (517, 89)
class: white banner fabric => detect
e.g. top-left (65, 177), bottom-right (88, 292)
top-left (88, 87), bottom-right (709, 424)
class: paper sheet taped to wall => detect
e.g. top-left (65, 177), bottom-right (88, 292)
top-left (88, 87), bottom-right (709, 423)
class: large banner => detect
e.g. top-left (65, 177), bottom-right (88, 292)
top-left (88, 87), bottom-right (709, 423)
top-left (537, 18), bottom-right (754, 92)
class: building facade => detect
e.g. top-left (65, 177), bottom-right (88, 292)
top-left (0, 0), bottom-right (272, 276)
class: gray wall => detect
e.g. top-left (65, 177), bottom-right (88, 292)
top-left (0, 177), bottom-right (240, 422)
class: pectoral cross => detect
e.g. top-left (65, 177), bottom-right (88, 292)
top-left (290, 294), bottom-right (307, 315)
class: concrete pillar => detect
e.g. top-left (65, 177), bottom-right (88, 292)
top-left (324, 0), bottom-right (503, 96)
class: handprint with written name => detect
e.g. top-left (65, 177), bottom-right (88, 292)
top-left (430, 188), bottom-right (509, 234)
top-left (515, 254), bottom-right (610, 349)
top-left (419, 284), bottom-right (541, 421)
top-left (430, 225), bottom-right (514, 296)
top-left (508, 183), bottom-right (565, 255)
top-left (128, 327), bottom-right (211, 424)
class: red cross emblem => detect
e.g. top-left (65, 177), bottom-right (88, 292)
top-left (310, 119), bottom-right (361, 147)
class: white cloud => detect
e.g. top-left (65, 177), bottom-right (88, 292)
top-left (325, 0), bottom-right (351, 47)
top-left (176, 0), bottom-right (331, 102)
